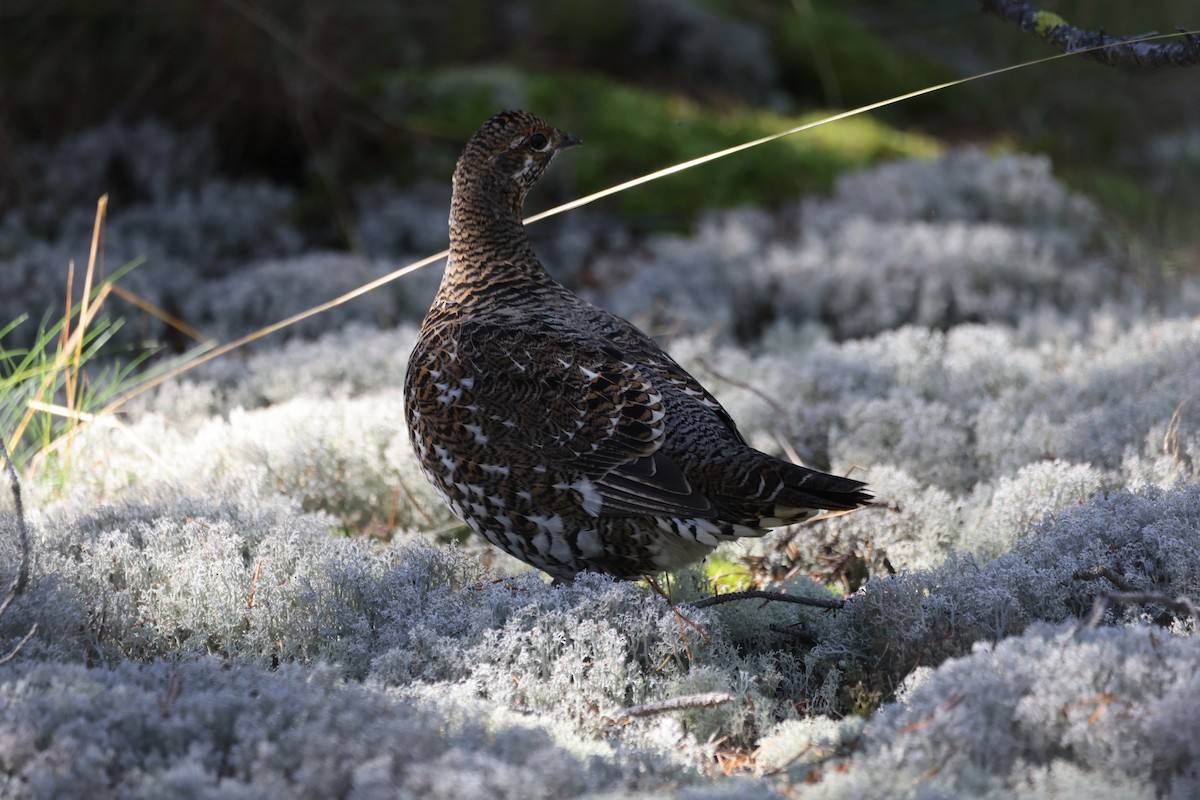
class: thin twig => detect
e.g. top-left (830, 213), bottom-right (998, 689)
top-left (614, 692), bottom-right (733, 720)
top-left (0, 434), bottom-right (37, 664)
top-left (768, 623), bottom-right (819, 644)
top-left (0, 624), bottom-right (37, 667)
top-left (109, 285), bottom-right (210, 344)
top-left (0, 436), bottom-right (30, 596)
top-left (1076, 590), bottom-right (1200, 633)
top-left (692, 589), bottom-right (843, 610)
top-left (1107, 591), bottom-right (1200, 625)
top-left (1072, 565), bottom-right (1137, 593)
top-left (394, 475), bottom-right (435, 527)
top-left (647, 575), bottom-right (712, 656)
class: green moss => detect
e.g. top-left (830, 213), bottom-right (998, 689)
top-left (703, 555), bottom-right (754, 594)
top-left (1034, 11), bottom-right (1069, 37)
top-left (386, 68), bottom-right (939, 224)
top-left (842, 681), bottom-right (885, 718)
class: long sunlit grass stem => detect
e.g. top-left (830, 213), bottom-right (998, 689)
top-left (61, 30), bottom-right (1200, 433)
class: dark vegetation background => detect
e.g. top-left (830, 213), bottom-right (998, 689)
top-left (2, 0), bottom-right (1197, 256)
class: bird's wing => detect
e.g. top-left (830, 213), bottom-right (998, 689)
top-left (578, 307), bottom-right (749, 445)
top-left (637, 352), bottom-right (747, 445)
top-left (412, 320), bottom-right (713, 518)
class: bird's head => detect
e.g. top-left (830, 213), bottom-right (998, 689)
top-left (452, 110), bottom-right (581, 214)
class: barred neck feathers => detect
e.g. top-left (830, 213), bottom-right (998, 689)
top-left (439, 110), bottom-right (581, 307)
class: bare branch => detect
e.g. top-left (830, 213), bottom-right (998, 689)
top-left (0, 436), bottom-right (29, 597)
top-left (0, 622), bottom-right (38, 666)
top-left (0, 434), bottom-right (37, 664)
top-left (692, 589), bottom-right (843, 610)
top-left (614, 692), bottom-right (733, 720)
top-left (1072, 565), bottom-right (1138, 593)
top-left (768, 623), bottom-right (819, 645)
top-left (980, 0), bottom-right (1200, 67)
top-left (1076, 590), bottom-right (1200, 634)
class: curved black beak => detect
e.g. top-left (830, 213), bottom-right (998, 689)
top-left (562, 132), bottom-right (582, 149)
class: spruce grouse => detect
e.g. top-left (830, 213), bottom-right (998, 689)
top-left (404, 110), bottom-right (871, 581)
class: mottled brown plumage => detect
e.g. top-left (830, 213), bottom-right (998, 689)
top-left (404, 110), bottom-right (871, 580)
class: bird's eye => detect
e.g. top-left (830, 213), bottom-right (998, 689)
top-left (528, 132), bottom-right (549, 152)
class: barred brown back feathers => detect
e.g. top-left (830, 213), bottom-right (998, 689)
top-left (404, 110), bottom-right (871, 581)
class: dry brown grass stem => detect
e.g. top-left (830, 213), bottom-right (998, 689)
top-left (8, 198), bottom-right (113, 458)
top-left (109, 285), bottom-right (209, 344)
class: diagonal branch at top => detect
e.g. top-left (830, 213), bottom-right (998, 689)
top-left (980, 0), bottom-right (1200, 67)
